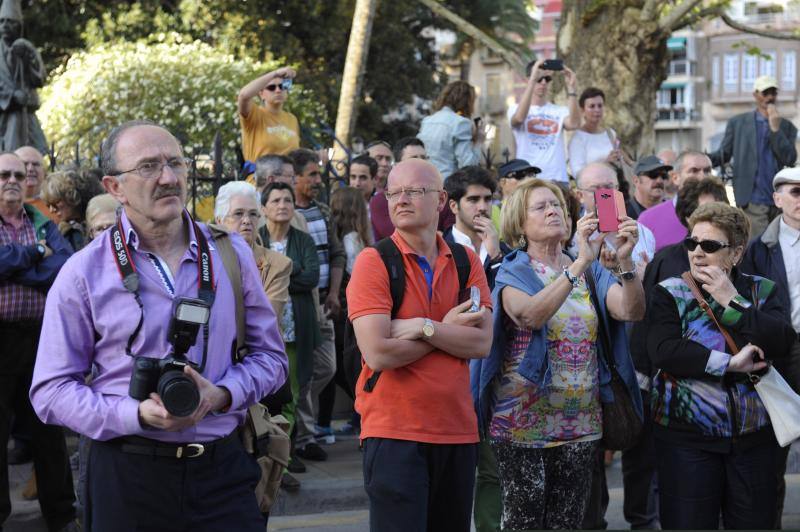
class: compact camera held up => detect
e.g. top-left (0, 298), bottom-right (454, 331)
top-left (128, 297), bottom-right (211, 417)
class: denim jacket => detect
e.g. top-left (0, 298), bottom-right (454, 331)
top-left (470, 249), bottom-right (643, 432)
top-left (417, 106), bottom-right (480, 179)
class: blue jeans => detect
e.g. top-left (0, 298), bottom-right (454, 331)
top-left (655, 437), bottom-right (777, 529)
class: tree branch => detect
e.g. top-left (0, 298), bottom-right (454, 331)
top-left (658, 0), bottom-right (705, 31)
top-left (719, 11), bottom-right (800, 40)
top-left (641, 0), bottom-right (666, 22)
top-left (415, 0), bottom-right (525, 72)
top-left (671, 5), bottom-right (723, 31)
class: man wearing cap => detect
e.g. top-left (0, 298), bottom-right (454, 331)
top-left (710, 75), bottom-right (797, 237)
top-left (638, 150), bottom-right (714, 252)
top-left (491, 159), bottom-right (540, 231)
top-left (740, 166), bottom-right (800, 528)
top-left (625, 155), bottom-right (672, 220)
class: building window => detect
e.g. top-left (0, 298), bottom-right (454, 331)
top-left (724, 53), bottom-right (739, 93)
top-left (783, 51), bottom-right (796, 91)
top-left (485, 73), bottom-right (502, 112)
top-left (712, 56), bottom-right (720, 94)
top-left (759, 51), bottom-right (777, 78)
top-left (742, 54), bottom-right (757, 91)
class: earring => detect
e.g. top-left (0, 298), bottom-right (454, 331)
top-left (517, 235), bottom-right (526, 249)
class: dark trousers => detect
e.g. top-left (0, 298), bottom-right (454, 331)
top-left (621, 389), bottom-right (659, 529)
top-left (655, 437), bottom-right (778, 530)
top-left (581, 444), bottom-right (609, 530)
top-left (362, 437), bottom-right (477, 532)
top-left (0, 321), bottom-right (75, 531)
top-left (317, 310), bottom-right (356, 428)
top-left (86, 434), bottom-right (264, 532)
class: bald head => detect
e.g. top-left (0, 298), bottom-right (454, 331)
top-left (387, 158), bottom-right (443, 189)
top-left (14, 146), bottom-right (45, 199)
top-left (576, 162), bottom-right (618, 212)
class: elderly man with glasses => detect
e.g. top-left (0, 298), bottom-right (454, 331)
top-left (508, 58), bottom-right (581, 183)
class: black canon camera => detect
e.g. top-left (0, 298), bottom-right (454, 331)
top-left (128, 297), bottom-right (210, 417)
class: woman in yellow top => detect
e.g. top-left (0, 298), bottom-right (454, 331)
top-left (238, 66), bottom-right (301, 170)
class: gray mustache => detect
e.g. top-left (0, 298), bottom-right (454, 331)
top-left (153, 186), bottom-right (182, 200)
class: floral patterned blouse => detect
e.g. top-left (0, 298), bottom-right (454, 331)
top-left (489, 258), bottom-right (602, 448)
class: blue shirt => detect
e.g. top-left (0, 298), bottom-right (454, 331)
top-left (752, 112), bottom-right (778, 205)
top-left (416, 256), bottom-right (434, 299)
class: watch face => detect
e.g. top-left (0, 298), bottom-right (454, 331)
top-left (621, 271), bottom-right (635, 281)
top-left (422, 321), bottom-right (434, 337)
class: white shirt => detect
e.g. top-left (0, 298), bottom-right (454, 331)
top-left (507, 102), bottom-right (570, 182)
top-left (779, 217), bottom-right (800, 332)
top-left (450, 225), bottom-right (489, 264)
top-left (568, 129), bottom-right (615, 176)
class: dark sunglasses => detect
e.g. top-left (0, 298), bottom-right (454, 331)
top-left (782, 185), bottom-right (800, 197)
top-left (537, 76), bottom-right (553, 84)
top-left (683, 237), bottom-right (731, 253)
top-left (264, 79), bottom-right (293, 92)
top-left (644, 171), bottom-right (670, 180)
top-left (507, 170), bottom-right (539, 180)
top-left (761, 88), bottom-right (778, 97)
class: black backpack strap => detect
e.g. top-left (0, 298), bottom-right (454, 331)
top-left (363, 238), bottom-right (406, 392)
top-left (446, 241), bottom-right (471, 292)
top-left (375, 238), bottom-right (406, 318)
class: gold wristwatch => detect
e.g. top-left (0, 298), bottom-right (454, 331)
top-left (422, 318), bottom-right (435, 339)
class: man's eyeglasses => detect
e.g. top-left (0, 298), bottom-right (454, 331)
top-left (384, 187), bottom-right (441, 201)
top-left (506, 170), bottom-right (539, 181)
top-left (0, 170), bottom-right (25, 180)
top-left (579, 183), bottom-right (618, 193)
top-left (537, 76), bottom-right (553, 84)
top-left (683, 237), bottom-right (731, 253)
top-left (111, 157), bottom-right (190, 179)
top-left (643, 171), bottom-right (670, 180)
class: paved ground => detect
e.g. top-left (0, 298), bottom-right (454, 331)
top-left (7, 430), bottom-right (800, 531)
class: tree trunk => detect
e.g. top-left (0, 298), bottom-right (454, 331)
top-left (334, 0), bottom-right (379, 162)
top-left (558, 2), bottom-right (670, 157)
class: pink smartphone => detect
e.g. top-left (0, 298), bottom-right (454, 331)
top-left (594, 188), bottom-right (627, 233)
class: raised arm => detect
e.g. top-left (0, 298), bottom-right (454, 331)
top-left (237, 66), bottom-right (296, 118)
top-left (510, 59), bottom-right (543, 128)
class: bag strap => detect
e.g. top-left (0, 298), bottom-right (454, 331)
top-left (209, 224), bottom-right (248, 362)
top-left (584, 269), bottom-right (616, 372)
top-left (447, 241), bottom-right (471, 293)
top-left (375, 238), bottom-right (406, 318)
top-left (680, 271), bottom-right (740, 354)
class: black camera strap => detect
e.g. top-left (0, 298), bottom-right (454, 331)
top-left (110, 212), bottom-right (216, 369)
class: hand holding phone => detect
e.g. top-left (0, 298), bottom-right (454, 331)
top-left (594, 188), bottom-right (627, 233)
top-left (469, 286), bottom-right (481, 313)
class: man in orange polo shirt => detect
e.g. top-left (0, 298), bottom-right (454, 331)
top-left (347, 159), bottom-right (492, 532)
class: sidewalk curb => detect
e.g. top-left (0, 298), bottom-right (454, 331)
top-left (271, 478), bottom-right (368, 516)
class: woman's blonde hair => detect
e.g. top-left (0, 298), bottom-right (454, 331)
top-left (501, 178), bottom-right (566, 247)
top-left (434, 80), bottom-right (476, 117)
top-left (85, 194), bottom-right (120, 227)
top-left (687, 201), bottom-right (750, 250)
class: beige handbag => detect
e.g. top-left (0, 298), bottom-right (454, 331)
top-left (212, 225), bottom-right (292, 511)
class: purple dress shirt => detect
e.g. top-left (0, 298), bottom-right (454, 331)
top-left (30, 210), bottom-right (288, 443)
top-left (637, 199), bottom-right (687, 253)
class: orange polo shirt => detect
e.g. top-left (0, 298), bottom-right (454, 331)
top-left (346, 231), bottom-right (491, 444)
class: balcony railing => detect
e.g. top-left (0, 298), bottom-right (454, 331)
top-left (657, 109), bottom-right (701, 121)
top-left (667, 59), bottom-right (696, 76)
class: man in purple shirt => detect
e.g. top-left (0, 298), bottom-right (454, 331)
top-left (30, 121), bottom-right (288, 531)
top-left (0, 152), bottom-right (76, 532)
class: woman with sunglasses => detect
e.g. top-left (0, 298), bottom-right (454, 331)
top-left (238, 67), bottom-right (301, 173)
top-left (645, 201), bottom-right (796, 529)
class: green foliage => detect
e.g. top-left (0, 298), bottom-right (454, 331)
top-left (39, 39), bottom-right (326, 165)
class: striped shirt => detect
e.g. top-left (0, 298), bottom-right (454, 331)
top-left (0, 211), bottom-right (46, 321)
top-left (296, 204), bottom-right (330, 289)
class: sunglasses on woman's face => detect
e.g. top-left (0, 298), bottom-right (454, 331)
top-left (683, 237), bottom-right (731, 253)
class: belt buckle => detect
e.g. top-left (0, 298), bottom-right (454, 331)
top-left (177, 443), bottom-right (205, 459)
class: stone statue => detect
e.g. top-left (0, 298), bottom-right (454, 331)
top-left (0, 0), bottom-right (46, 153)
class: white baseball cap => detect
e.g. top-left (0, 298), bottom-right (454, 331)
top-left (754, 76), bottom-right (778, 93)
top-left (773, 167), bottom-right (800, 188)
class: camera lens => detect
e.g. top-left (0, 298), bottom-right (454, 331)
top-left (157, 370), bottom-right (200, 417)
